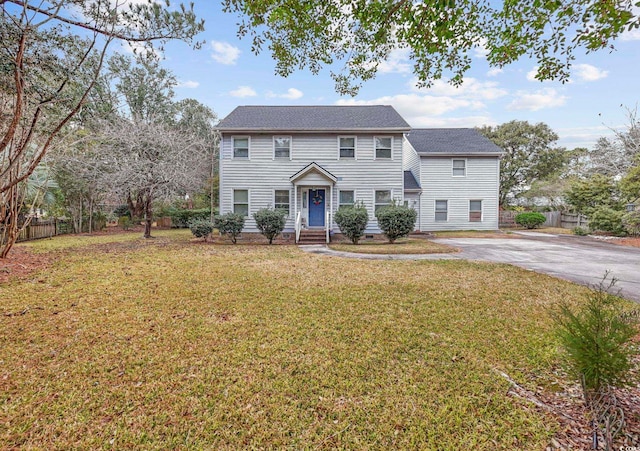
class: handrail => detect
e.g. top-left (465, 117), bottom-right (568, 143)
top-left (325, 210), bottom-right (331, 244)
top-left (295, 211), bottom-right (302, 243)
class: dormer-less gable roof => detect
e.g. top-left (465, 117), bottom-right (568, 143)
top-left (406, 128), bottom-right (503, 156)
top-left (217, 105), bottom-right (411, 133)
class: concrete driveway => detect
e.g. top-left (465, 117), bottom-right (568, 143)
top-left (434, 232), bottom-right (640, 302)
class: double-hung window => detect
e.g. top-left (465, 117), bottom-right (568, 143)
top-left (375, 190), bottom-right (392, 213)
top-left (274, 190), bottom-right (290, 215)
top-left (339, 190), bottom-right (355, 208)
top-left (339, 137), bottom-right (356, 159)
top-left (435, 200), bottom-right (448, 222)
top-left (233, 137), bottom-right (249, 159)
top-left (233, 189), bottom-right (249, 216)
top-left (374, 137), bottom-right (392, 159)
top-left (469, 200), bottom-right (482, 222)
top-left (274, 136), bottom-right (291, 159)
top-left (452, 159), bottom-right (466, 176)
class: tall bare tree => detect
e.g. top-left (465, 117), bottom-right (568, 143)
top-left (0, 0), bottom-right (203, 257)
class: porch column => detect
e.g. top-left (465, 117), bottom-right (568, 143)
top-left (293, 184), bottom-right (297, 225)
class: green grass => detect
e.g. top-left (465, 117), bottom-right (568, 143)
top-left (329, 238), bottom-right (457, 254)
top-left (0, 230), bottom-right (604, 449)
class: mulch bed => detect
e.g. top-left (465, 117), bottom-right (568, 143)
top-left (0, 246), bottom-right (51, 284)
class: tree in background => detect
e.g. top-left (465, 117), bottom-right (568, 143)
top-left (564, 174), bottom-right (622, 216)
top-left (223, 0), bottom-right (639, 94)
top-left (0, 0), bottom-right (203, 258)
top-left (478, 121), bottom-right (568, 207)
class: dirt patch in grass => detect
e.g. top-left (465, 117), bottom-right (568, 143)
top-left (328, 238), bottom-right (457, 254)
top-left (611, 236), bottom-right (640, 248)
top-left (0, 246), bottom-right (52, 284)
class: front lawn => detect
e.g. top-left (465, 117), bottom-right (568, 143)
top-left (0, 230), bottom-right (626, 449)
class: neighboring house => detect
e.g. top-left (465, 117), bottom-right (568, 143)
top-left (217, 105), bottom-right (502, 241)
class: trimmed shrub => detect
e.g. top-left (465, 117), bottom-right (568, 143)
top-left (573, 226), bottom-right (588, 236)
top-left (553, 276), bottom-right (638, 395)
top-left (189, 219), bottom-right (214, 241)
top-left (375, 203), bottom-right (417, 243)
top-left (514, 212), bottom-right (546, 229)
top-left (334, 202), bottom-right (369, 244)
top-left (164, 207), bottom-right (212, 228)
top-left (253, 208), bottom-right (287, 244)
top-left (118, 216), bottom-right (132, 230)
top-left (622, 210), bottom-right (640, 236)
top-left (588, 206), bottom-right (626, 236)
top-left (214, 212), bottom-right (245, 244)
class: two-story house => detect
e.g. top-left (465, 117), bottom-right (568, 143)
top-left (217, 105), bottom-right (502, 242)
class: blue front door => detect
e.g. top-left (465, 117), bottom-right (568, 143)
top-left (308, 189), bottom-right (325, 227)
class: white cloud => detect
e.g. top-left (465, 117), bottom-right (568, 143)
top-left (507, 88), bottom-right (568, 111)
top-left (486, 68), bottom-right (503, 77)
top-left (411, 77), bottom-right (508, 101)
top-left (621, 28), bottom-right (640, 41)
top-left (574, 63), bottom-right (608, 81)
top-left (556, 125), bottom-right (614, 149)
top-left (473, 38), bottom-right (489, 59)
top-left (526, 66), bottom-right (541, 82)
top-left (120, 41), bottom-right (163, 59)
top-left (177, 80), bottom-right (199, 89)
top-left (377, 48), bottom-right (412, 74)
top-left (211, 41), bottom-right (241, 65)
top-left (336, 94), bottom-right (489, 127)
top-left (229, 86), bottom-right (257, 97)
top-left (266, 88), bottom-right (304, 100)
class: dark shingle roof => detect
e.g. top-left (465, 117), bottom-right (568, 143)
top-left (404, 171), bottom-right (421, 191)
top-left (217, 105), bottom-right (410, 132)
top-left (406, 128), bottom-right (503, 155)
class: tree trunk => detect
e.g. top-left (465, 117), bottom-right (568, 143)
top-left (143, 193), bottom-right (153, 238)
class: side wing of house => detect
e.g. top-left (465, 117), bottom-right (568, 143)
top-left (405, 129), bottom-right (503, 231)
top-left (217, 106), bottom-right (411, 234)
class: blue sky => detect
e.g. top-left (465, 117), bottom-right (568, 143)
top-left (139, 2), bottom-right (640, 150)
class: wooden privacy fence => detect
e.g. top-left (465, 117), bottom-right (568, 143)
top-left (15, 219), bottom-right (72, 243)
top-left (499, 210), bottom-right (585, 229)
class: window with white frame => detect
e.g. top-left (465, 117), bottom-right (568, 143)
top-left (375, 190), bottom-right (392, 213)
top-left (233, 189), bottom-right (249, 216)
top-left (339, 190), bottom-right (355, 208)
top-left (274, 190), bottom-right (290, 215)
top-left (233, 137), bottom-right (249, 159)
top-left (274, 136), bottom-right (291, 159)
top-left (435, 200), bottom-right (448, 222)
top-left (375, 137), bottom-right (392, 159)
top-left (452, 159), bottom-right (466, 176)
top-left (469, 200), bottom-right (482, 222)
top-left (339, 137), bottom-right (356, 159)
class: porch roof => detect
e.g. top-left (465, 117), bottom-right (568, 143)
top-left (290, 162), bottom-right (338, 184)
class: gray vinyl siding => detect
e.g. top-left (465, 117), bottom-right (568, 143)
top-left (419, 156), bottom-right (500, 231)
top-left (402, 137), bottom-right (421, 186)
top-left (220, 133), bottom-right (404, 232)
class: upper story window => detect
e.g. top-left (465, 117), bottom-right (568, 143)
top-left (452, 159), bottom-right (466, 176)
top-left (339, 137), bottom-right (356, 159)
top-left (274, 136), bottom-right (291, 159)
top-left (375, 137), bottom-right (392, 159)
top-left (339, 190), bottom-right (355, 208)
top-left (233, 137), bottom-right (249, 159)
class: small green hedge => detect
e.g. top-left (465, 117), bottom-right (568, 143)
top-left (514, 212), bottom-right (546, 229)
top-left (334, 203), bottom-right (369, 244)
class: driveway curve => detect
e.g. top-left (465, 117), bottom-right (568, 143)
top-left (433, 232), bottom-right (640, 303)
top-left (301, 233), bottom-right (640, 302)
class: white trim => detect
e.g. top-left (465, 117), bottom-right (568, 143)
top-left (232, 188), bottom-right (250, 217)
top-left (374, 136), bottom-right (393, 160)
top-left (274, 188), bottom-right (291, 216)
top-left (337, 135), bottom-right (357, 160)
top-left (338, 189), bottom-right (356, 208)
top-left (452, 158), bottom-right (467, 177)
top-left (435, 199), bottom-right (448, 222)
top-left (273, 135), bottom-right (292, 160)
top-left (469, 199), bottom-right (483, 222)
top-left (232, 136), bottom-right (251, 160)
